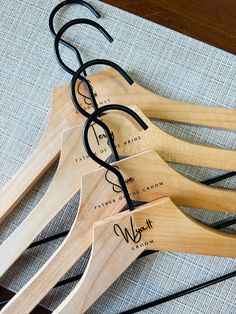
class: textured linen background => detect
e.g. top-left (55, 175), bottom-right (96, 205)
top-left (0, 0), bottom-right (236, 313)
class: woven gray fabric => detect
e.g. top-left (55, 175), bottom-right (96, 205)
top-left (0, 0), bottom-right (236, 313)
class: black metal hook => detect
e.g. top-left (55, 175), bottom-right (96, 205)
top-left (54, 19), bottom-right (113, 75)
top-left (83, 104), bottom-right (148, 211)
top-left (71, 59), bottom-right (134, 117)
top-left (49, 0), bottom-right (101, 76)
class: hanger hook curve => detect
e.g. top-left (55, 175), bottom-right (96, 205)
top-left (54, 18), bottom-right (113, 75)
top-left (71, 59), bottom-right (134, 118)
top-left (83, 104), bottom-right (149, 211)
top-left (49, 0), bottom-right (101, 76)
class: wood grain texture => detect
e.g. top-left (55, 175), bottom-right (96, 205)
top-left (103, 0), bottom-right (236, 54)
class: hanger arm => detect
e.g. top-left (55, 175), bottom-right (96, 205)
top-left (0, 124), bottom-right (110, 276)
top-left (85, 68), bottom-right (236, 130)
top-left (0, 228), bottom-right (92, 314)
top-left (52, 197), bottom-right (236, 313)
top-left (54, 219), bottom-right (142, 314)
top-left (111, 150), bottom-right (236, 213)
top-left (134, 94), bottom-right (236, 131)
top-left (0, 176), bottom-right (76, 276)
top-left (134, 198), bottom-right (236, 257)
top-left (0, 124), bottom-right (59, 223)
top-left (0, 87), bottom-right (82, 222)
top-left (103, 106), bottom-right (236, 171)
top-left (1, 172), bottom-right (127, 314)
top-left (155, 127), bottom-right (236, 171)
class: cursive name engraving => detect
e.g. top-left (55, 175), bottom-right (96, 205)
top-left (90, 122), bottom-right (115, 147)
top-left (105, 166), bottom-right (134, 193)
top-left (77, 81), bottom-right (111, 108)
top-left (114, 216), bottom-right (153, 244)
top-left (77, 80), bottom-right (97, 107)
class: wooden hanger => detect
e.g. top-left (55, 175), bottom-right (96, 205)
top-left (1, 106), bottom-right (236, 273)
top-left (52, 197), bottom-right (236, 314)
top-left (2, 146), bottom-right (236, 313)
top-left (1, 68), bottom-right (235, 222)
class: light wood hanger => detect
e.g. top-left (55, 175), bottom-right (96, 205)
top-left (1, 106), bottom-right (236, 273)
top-left (1, 68), bottom-right (235, 222)
top-left (2, 146), bottom-right (236, 313)
top-left (52, 197), bottom-right (236, 314)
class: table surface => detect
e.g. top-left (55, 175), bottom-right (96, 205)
top-left (0, 1), bottom-right (235, 313)
top-left (104, 0), bottom-right (236, 55)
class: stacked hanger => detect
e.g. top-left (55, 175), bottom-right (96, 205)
top-left (1, 1), bottom-right (236, 313)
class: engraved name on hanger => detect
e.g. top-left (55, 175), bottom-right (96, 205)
top-left (78, 80), bottom-right (112, 106)
top-left (114, 216), bottom-right (154, 244)
top-left (105, 166), bottom-right (134, 193)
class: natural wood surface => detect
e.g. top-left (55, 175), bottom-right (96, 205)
top-left (1, 68), bottom-right (236, 222)
top-left (3, 146), bottom-right (236, 313)
top-left (1, 105), bottom-right (236, 276)
top-left (49, 198), bottom-right (236, 313)
top-left (103, 0), bottom-right (236, 55)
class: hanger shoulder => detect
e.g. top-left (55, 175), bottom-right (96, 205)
top-left (120, 197), bottom-right (236, 258)
top-left (108, 149), bottom-right (236, 213)
top-left (103, 106), bottom-right (236, 171)
top-left (52, 197), bottom-right (236, 313)
top-left (86, 68), bottom-right (236, 130)
top-left (0, 86), bottom-right (81, 222)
